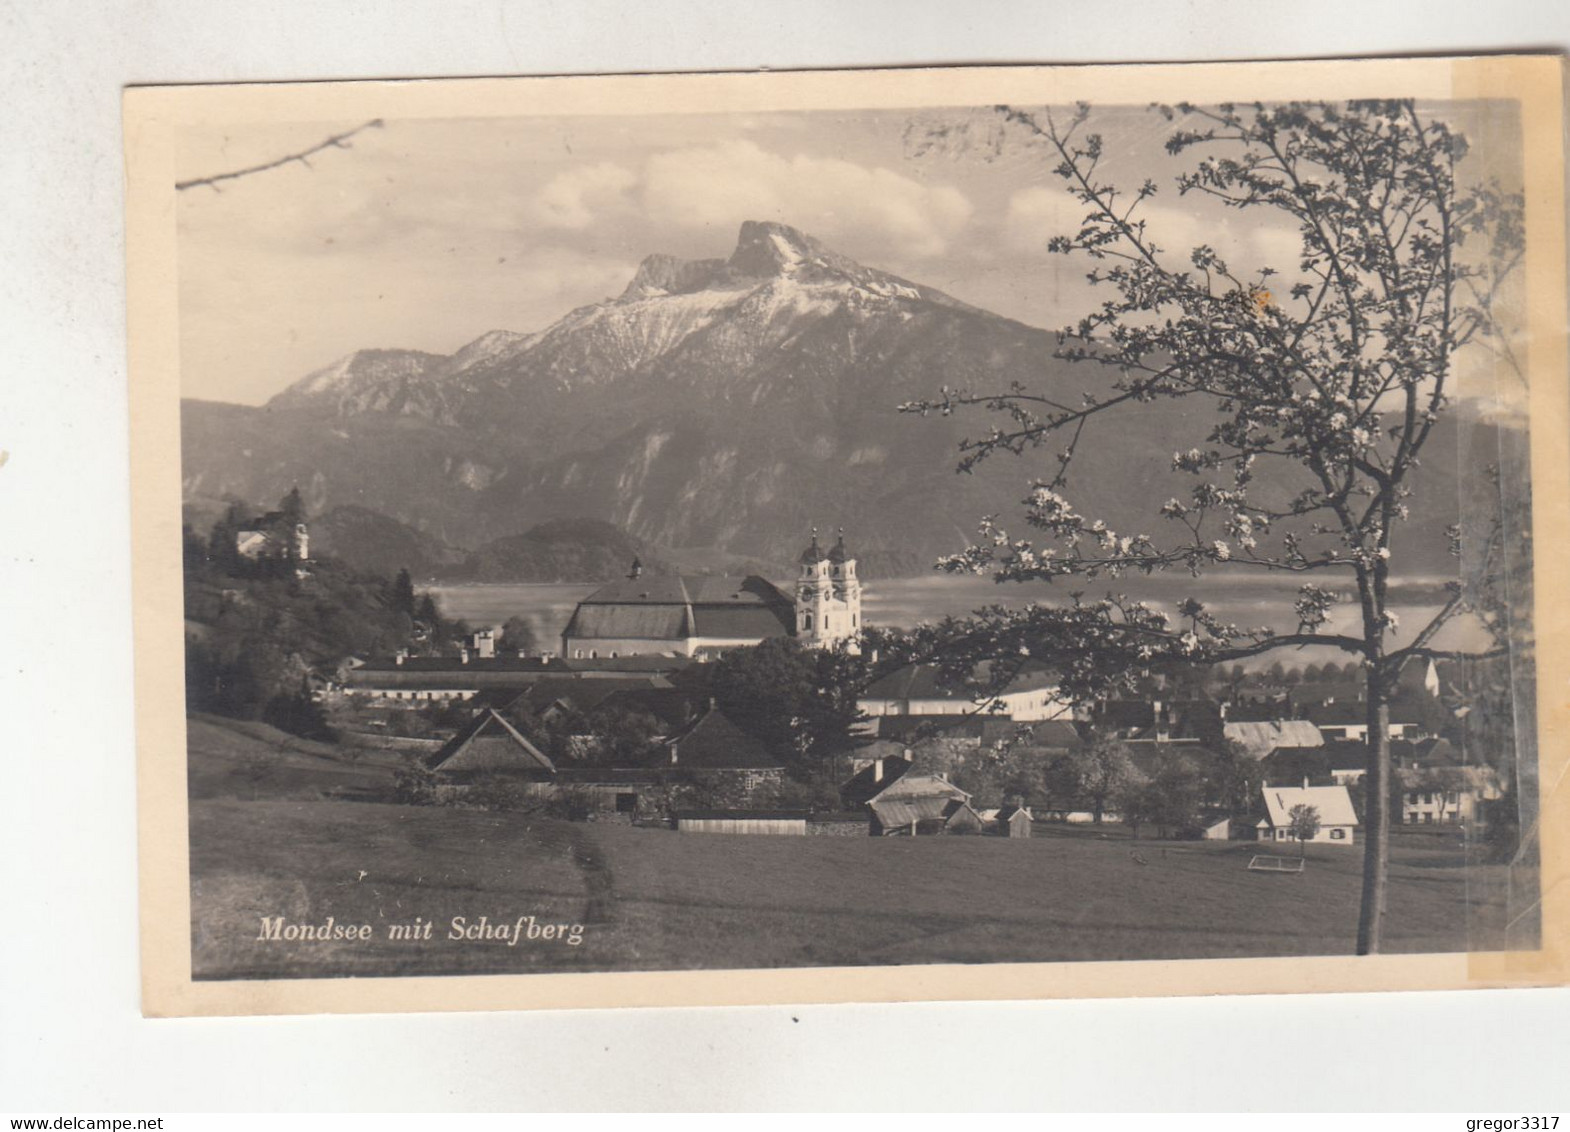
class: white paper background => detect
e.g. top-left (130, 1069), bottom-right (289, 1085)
top-left (4, 0), bottom-right (1569, 1112)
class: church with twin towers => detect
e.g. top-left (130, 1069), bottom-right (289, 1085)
top-left (559, 529), bottom-right (863, 661)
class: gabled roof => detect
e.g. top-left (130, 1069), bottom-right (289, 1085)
top-left (868, 772), bottom-right (970, 804)
top-left (1024, 719), bottom-right (1084, 749)
top-left (1259, 783), bottom-right (1360, 828)
top-left (658, 706), bottom-right (781, 769)
top-left (428, 709), bottom-right (554, 774)
top-left (1395, 737), bottom-right (1461, 767)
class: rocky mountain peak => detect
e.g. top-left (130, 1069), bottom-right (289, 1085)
top-left (726, 220), bottom-right (828, 277)
top-left (619, 252), bottom-right (728, 300)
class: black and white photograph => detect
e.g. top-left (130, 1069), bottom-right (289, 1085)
top-left (124, 57), bottom-right (1569, 1015)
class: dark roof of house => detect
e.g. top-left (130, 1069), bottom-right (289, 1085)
top-left (1314, 740), bottom-right (1371, 771)
top-left (1259, 745), bottom-right (1334, 785)
top-left (839, 755), bottom-right (914, 807)
top-left (1022, 719), bottom-right (1084, 748)
top-left (1224, 700), bottom-right (1291, 723)
top-left (658, 707), bottom-right (781, 769)
top-left (1394, 737), bottom-right (1462, 767)
top-left (1098, 700), bottom-right (1156, 729)
top-left (428, 709), bottom-right (554, 774)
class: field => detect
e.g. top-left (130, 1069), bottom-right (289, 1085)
top-left (186, 716), bottom-right (1536, 981)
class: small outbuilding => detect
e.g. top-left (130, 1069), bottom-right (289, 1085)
top-left (997, 804), bottom-right (1034, 838)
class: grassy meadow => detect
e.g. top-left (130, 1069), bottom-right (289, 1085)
top-left (186, 716), bottom-right (1535, 980)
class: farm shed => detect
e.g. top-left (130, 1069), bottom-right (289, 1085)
top-left (866, 774), bottom-right (982, 836)
top-left (997, 805), bottom-right (1033, 838)
top-left (673, 810), bottom-right (809, 836)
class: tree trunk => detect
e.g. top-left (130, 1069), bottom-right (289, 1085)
top-left (1356, 681), bottom-right (1392, 955)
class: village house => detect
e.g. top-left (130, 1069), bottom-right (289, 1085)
top-left (1255, 783), bottom-right (1360, 846)
top-left (235, 512), bottom-right (310, 566)
top-left (426, 708), bottom-right (555, 779)
top-left (860, 771), bottom-right (984, 836)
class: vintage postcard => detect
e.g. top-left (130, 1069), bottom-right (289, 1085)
top-left (127, 56), bottom-right (1569, 1017)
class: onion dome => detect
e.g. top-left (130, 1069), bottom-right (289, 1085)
top-left (798, 528), bottom-right (823, 565)
top-left (827, 528), bottom-right (850, 564)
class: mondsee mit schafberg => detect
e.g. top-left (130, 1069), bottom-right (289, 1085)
top-left (256, 915), bottom-right (586, 947)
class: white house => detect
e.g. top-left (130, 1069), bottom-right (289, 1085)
top-left (1255, 783), bottom-right (1360, 846)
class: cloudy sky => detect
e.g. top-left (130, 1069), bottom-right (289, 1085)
top-left (175, 101), bottom-right (1510, 405)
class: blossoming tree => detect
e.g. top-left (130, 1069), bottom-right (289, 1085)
top-left (899, 100), bottom-right (1526, 954)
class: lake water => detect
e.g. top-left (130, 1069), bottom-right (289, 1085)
top-left (430, 572), bottom-right (1488, 668)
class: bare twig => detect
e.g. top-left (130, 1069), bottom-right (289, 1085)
top-left (176, 119), bottom-right (384, 192)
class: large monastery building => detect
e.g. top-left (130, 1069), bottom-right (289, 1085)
top-left (560, 531), bottom-right (863, 660)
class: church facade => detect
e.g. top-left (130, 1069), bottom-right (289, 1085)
top-left (560, 532), bottom-right (863, 660)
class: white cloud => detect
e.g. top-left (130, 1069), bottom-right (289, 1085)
top-left (640, 139), bottom-right (972, 258)
top-left (530, 162), bottom-right (637, 230)
top-left (1003, 185), bottom-right (1081, 253)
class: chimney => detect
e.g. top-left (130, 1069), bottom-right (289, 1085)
top-left (394, 648), bottom-right (408, 666)
top-left (459, 648), bottom-right (470, 665)
top-left (473, 630), bottom-right (495, 659)
top-left (1303, 776), bottom-right (1311, 789)
top-left (629, 556), bottom-right (643, 579)
top-left (873, 757), bottom-right (884, 784)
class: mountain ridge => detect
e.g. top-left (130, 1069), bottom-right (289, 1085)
top-left (182, 219), bottom-right (1491, 578)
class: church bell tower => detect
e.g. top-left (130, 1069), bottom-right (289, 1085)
top-left (795, 528), bottom-right (862, 649)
